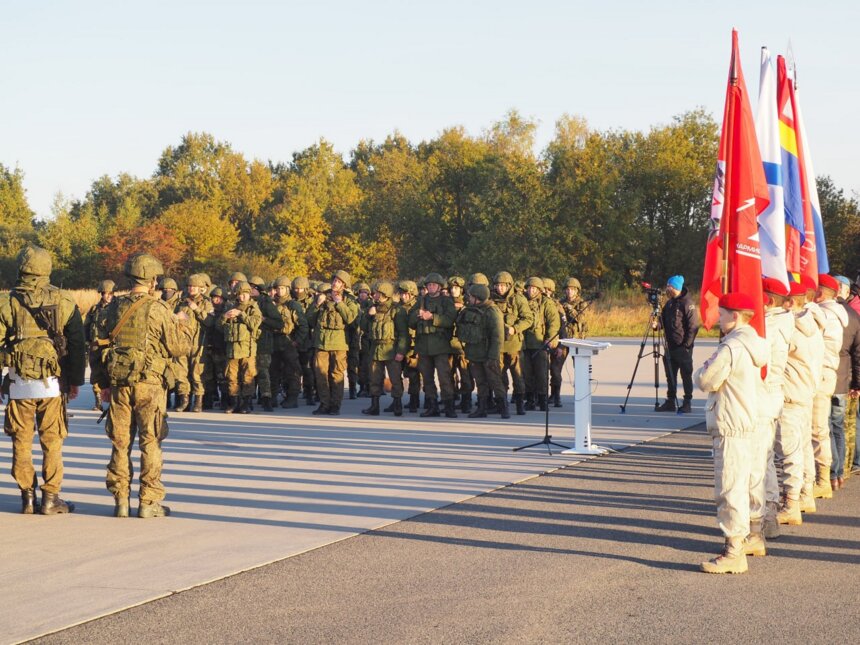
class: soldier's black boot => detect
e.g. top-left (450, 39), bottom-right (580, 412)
top-left (191, 395), bottom-right (203, 413)
top-left (114, 496), bottom-right (130, 518)
top-left (656, 398), bottom-right (677, 412)
top-left (202, 392), bottom-right (214, 410)
top-left (224, 396), bottom-right (237, 414)
top-left (174, 394), bottom-right (190, 413)
top-left (220, 387), bottom-right (231, 411)
top-left (21, 489), bottom-right (37, 514)
top-left (304, 388), bottom-right (315, 406)
top-left (261, 396), bottom-right (274, 412)
top-left (362, 396), bottom-right (381, 416)
top-left (468, 397), bottom-right (488, 419)
top-left (443, 399), bottom-right (458, 419)
top-left (460, 393), bottom-right (472, 413)
top-left (678, 398), bottom-right (692, 413)
top-left (383, 399), bottom-right (395, 412)
top-left (500, 398), bottom-right (511, 419)
top-left (240, 396), bottom-right (253, 414)
top-left (312, 403), bottom-right (330, 415)
top-left (328, 405), bottom-right (341, 416)
top-left (407, 394), bottom-right (419, 413)
top-left (537, 394), bottom-right (548, 412)
top-left (282, 394), bottom-right (299, 409)
top-left (40, 492), bottom-right (74, 515)
top-left (348, 381), bottom-right (357, 400)
top-left (421, 399), bottom-right (441, 418)
top-left (514, 394), bottom-right (526, 416)
top-left (551, 386), bottom-right (562, 407)
top-left (424, 396), bottom-right (434, 411)
top-left (392, 397), bottom-right (403, 417)
top-left (524, 393), bottom-right (536, 411)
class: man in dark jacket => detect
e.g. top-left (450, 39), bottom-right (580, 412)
top-left (831, 290), bottom-right (860, 489)
top-left (657, 275), bottom-right (700, 413)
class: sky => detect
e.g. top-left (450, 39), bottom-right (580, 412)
top-left (2, 0), bottom-right (859, 219)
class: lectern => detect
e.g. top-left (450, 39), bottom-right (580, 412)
top-left (558, 338), bottom-right (612, 455)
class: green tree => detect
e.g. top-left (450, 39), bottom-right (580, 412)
top-left (818, 174), bottom-right (860, 277)
top-left (157, 199), bottom-right (240, 274)
top-left (0, 164), bottom-right (36, 287)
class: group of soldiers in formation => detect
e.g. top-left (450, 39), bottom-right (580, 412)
top-left (695, 274), bottom-right (860, 574)
top-left (85, 269), bottom-right (591, 421)
top-left (2, 244), bottom-right (590, 518)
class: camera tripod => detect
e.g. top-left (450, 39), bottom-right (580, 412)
top-left (620, 303), bottom-right (675, 413)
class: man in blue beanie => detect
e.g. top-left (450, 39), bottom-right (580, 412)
top-left (657, 274), bottom-right (700, 413)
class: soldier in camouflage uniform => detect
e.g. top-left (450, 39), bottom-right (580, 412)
top-left (361, 281), bottom-right (409, 417)
top-left (271, 276), bottom-right (309, 409)
top-left (448, 276), bottom-right (474, 413)
top-left (456, 284), bottom-right (508, 419)
top-left (542, 278), bottom-right (566, 407)
top-left (491, 271), bottom-right (534, 416)
top-left (173, 274), bottom-right (216, 413)
top-left (97, 253), bottom-right (193, 518)
top-left (228, 271), bottom-right (247, 293)
top-left (307, 271), bottom-right (359, 415)
top-left (522, 277), bottom-right (561, 412)
top-left (396, 280), bottom-right (422, 413)
top-left (160, 278), bottom-right (180, 307)
top-left (221, 282), bottom-right (263, 414)
top-left (556, 277), bottom-right (588, 407)
top-left (354, 282), bottom-right (373, 398)
top-left (249, 276), bottom-right (284, 412)
top-left (1, 244), bottom-right (86, 514)
top-left (203, 286), bottom-right (229, 409)
top-left (84, 279), bottom-right (115, 411)
top-left (292, 276), bottom-right (317, 405)
top-left (409, 272), bottom-right (458, 418)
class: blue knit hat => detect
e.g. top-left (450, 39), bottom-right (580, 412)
top-left (666, 275), bottom-right (684, 291)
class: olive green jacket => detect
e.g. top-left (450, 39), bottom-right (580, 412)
top-left (307, 295), bottom-right (359, 351)
top-left (220, 300), bottom-right (262, 359)
top-left (254, 294), bottom-right (284, 355)
top-left (272, 295), bottom-right (310, 352)
top-left (491, 291), bottom-right (534, 354)
top-left (455, 302), bottom-right (503, 363)
top-left (524, 295), bottom-right (561, 350)
top-left (366, 300), bottom-right (409, 362)
top-left (408, 293), bottom-right (456, 357)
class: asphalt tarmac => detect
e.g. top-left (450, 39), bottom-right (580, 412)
top-left (33, 424), bottom-right (860, 644)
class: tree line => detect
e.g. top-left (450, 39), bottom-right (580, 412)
top-left (1, 109), bottom-right (858, 290)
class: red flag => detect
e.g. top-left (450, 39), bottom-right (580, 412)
top-left (701, 29), bottom-right (770, 337)
top-left (789, 68), bottom-right (819, 287)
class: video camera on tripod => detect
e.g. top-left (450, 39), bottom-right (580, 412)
top-left (640, 282), bottom-right (663, 309)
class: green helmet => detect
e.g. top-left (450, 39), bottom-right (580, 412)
top-left (468, 272), bottom-right (490, 286)
top-left (160, 277), bottom-right (178, 291)
top-left (318, 282), bottom-right (332, 293)
top-left (374, 281), bottom-right (395, 298)
top-left (493, 271), bottom-right (513, 286)
top-left (398, 280), bottom-right (418, 296)
top-left (125, 253), bottom-right (163, 281)
top-left (229, 271), bottom-right (247, 283)
top-left (187, 273), bottom-right (207, 288)
top-left (274, 275), bottom-right (291, 288)
top-left (354, 281), bottom-right (371, 294)
top-left (97, 279), bottom-right (115, 294)
top-left (234, 280), bottom-right (252, 295)
top-left (332, 269), bottom-right (352, 289)
top-left (565, 277), bottom-right (581, 290)
top-left (424, 272), bottom-right (445, 287)
top-left (468, 284), bottom-right (491, 302)
top-left (292, 276), bottom-right (310, 291)
top-left (210, 286), bottom-right (223, 298)
top-left (543, 278), bottom-right (556, 293)
top-left (514, 280), bottom-right (525, 293)
top-left (17, 244), bottom-right (52, 277)
top-left (525, 276), bottom-right (545, 290)
top-left (448, 276), bottom-right (465, 289)
top-left (198, 272), bottom-right (212, 287)
top-left (248, 275), bottom-right (265, 289)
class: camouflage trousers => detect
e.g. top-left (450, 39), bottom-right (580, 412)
top-left (298, 349), bottom-right (315, 398)
top-left (370, 359), bottom-right (403, 398)
top-left (4, 397), bottom-right (67, 494)
top-left (845, 397), bottom-right (857, 479)
top-left (359, 344), bottom-right (372, 390)
top-left (89, 353), bottom-right (103, 407)
top-left (551, 346), bottom-right (568, 393)
top-left (226, 357), bottom-right (257, 397)
top-left (450, 353), bottom-right (473, 395)
top-left (256, 353), bottom-right (273, 398)
top-left (418, 353), bottom-right (455, 401)
top-left (106, 382), bottom-right (168, 503)
top-left (271, 343), bottom-right (302, 400)
top-left (521, 347), bottom-right (549, 397)
top-left (175, 351), bottom-right (207, 396)
top-left (500, 351), bottom-right (525, 395)
top-left (203, 349), bottom-right (226, 397)
top-left (314, 349), bottom-right (348, 409)
top-left (470, 359), bottom-right (506, 401)
top-left (403, 355), bottom-right (421, 397)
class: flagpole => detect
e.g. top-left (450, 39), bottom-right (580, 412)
top-left (721, 31), bottom-right (739, 294)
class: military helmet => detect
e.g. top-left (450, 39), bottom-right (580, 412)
top-left (525, 276), bottom-right (545, 289)
top-left (318, 282), bottom-right (332, 293)
top-left (210, 286), bottom-right (223, 298)
top-left (424, 272), bottom-right (445, 287)
top-left (248, 275), bottom-right (265, 288)
top-left (354, 281), bottom-right (371, 294)
top-left (187, 273), bottom-right (207, 288)
top-left (97, 279), bottom-right (115, 294)
top-left (448, 275), bottom-right (465, 289)
top-left (468, 284), bottom-right (491, 302)
top-left (292, 276), bottom-right (310, 291)
top-left (16, 244), bottom-right (53, 277)
top-left (229, 271), bottom-right (247, 283)
top-left (468, 272), bottom-right (490, 286)
top-left (160, 277), bottom-right (178, 291)
top-left (543, 278), bottom-right (556, 293)
top-left (374, 281), bottom-right (395, 298)
top-left (493, 271), bottom-right (514, 286)
top-left (514, 280), bottom-right (525, 293)
top-left (565, 277), bottom-right (581, 290)
top-left (398, 280), bottom-right (419, 296)
top-left (125, 253), bottom-right (163, 281)
top-left (198, 272), bottom-right (212, 287)
top-left (234, 281), bottom-right (252, 295)
top-left (332, 269), bottom-right (352, 289)
top-left (274, 275), bottom-right (291, 288)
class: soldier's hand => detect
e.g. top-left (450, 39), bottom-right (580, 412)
top-left (394, 353), bottom-right (404, 362)
top-left (186, 299), bottom-right (198, 311)
top-left (316, 294), bottom-right (326, 306)
top-left (454, 301), bottom-right (463, 310)
top-left (850, 389), bottom-right (860, 399)
top-left (332, 292), bottom-right (342, 303)
top-left (420, 309), bottom-right (433, 321)
top-left (507, 326), bottom-right (515, 337)
top-left (368, 306), bottom-right (377, 316)
top-left (68, 385), bottom-right (79, 401)
top-left (176, 311), bottom-right (190, 322)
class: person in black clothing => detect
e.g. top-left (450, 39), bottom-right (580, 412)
top-left (656, 274), bottom-right (699, 413)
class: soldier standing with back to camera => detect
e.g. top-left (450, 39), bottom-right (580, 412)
top-left (97, 253), bottom-right (193, 518)
top-left (85, 279), bottom-right (115, 411)
top-left (491, 271), bottom-right (534, 416)
top-left (1, 244), bottom-right (85, 515)
top-left (656, 275), bottom-right (699, 413)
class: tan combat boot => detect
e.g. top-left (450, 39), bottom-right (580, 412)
top-left (777, 496), bottom-right (802, 525)
top-left (762, 501), bottom-right (781, 539)
top-left (743, 519), bottom-right (767, 556)
top-left (701, 537), bottom-right (748, 574)
top-left (799, 489), bottom-right (817, 513)
top-left (813, 464), bottom-right (833, 499)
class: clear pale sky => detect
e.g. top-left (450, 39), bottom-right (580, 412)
top-left (2, 0), bottom-right (858, 219)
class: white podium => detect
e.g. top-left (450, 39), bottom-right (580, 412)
top-left (558, 339), bottom-right (612, 455)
